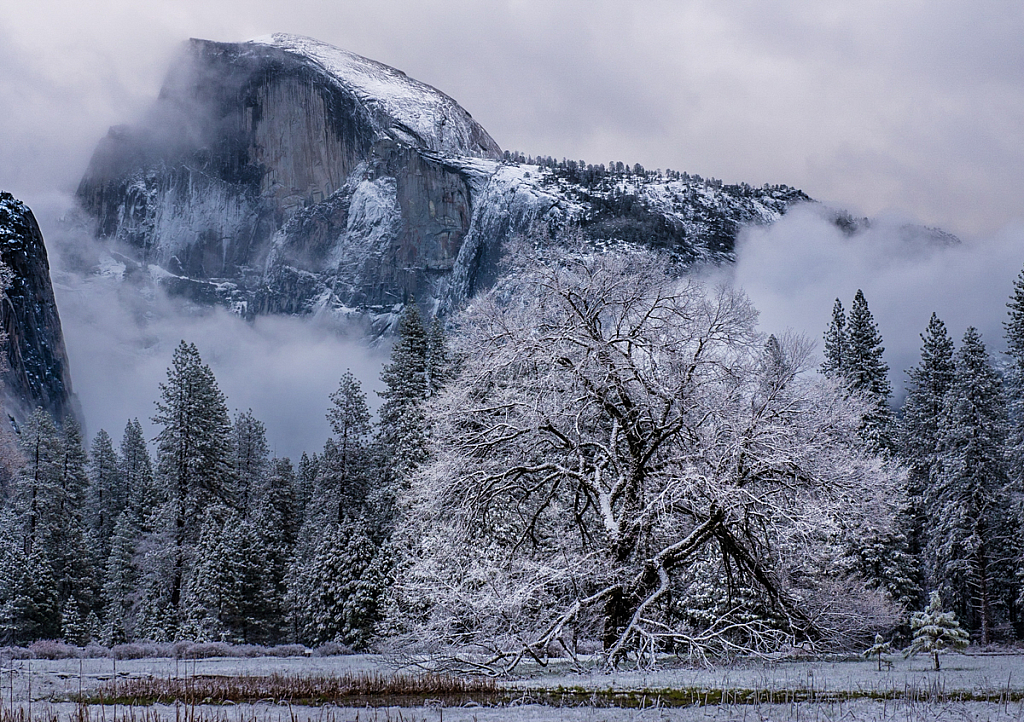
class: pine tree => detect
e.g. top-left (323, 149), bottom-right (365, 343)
top-left (120, 418), bottom-right (158, 525)
top-left (256, 457), bottom-right (298, 643)
top-left (132, 504), bottom-right (177, 642)
top-left (326, 371), bottom-right (372, 520)
top-left (182, 507), bottom-right (273, 643)
top-left (101, 510), bottom-right (138, 644)
top-left (845, 290), bottom-right (894, 452)
top-left (60, 600), bottom-right (88, 645)
top-left (930, 328), bottom-right (1010, 644)
top-left (87, 430), bottom-right (124, 577)
top-left (842, 518), bottom-right (920, 612)
top-left (822, 294), bottom-right (909, 607)
top-left (3, 546), bottom-right (60, 643)
top-left (905, 591), bottom-right (969, 670)
top-left (260, 458), bottom-right (299, 552)
top-left (180, 507), bottom-right (232, 641)
top-left (1003, 267), bottom-right (1024, 630)
top-left (4, 411), bottom-right (64, 642)
top-left (377, 303), bottom-right (429, 495)
top-left (52, 418), bottom-right (94, 616)
top-left (290, 520), bottom-right (387, 648)
top-left (821, 298), bottom-right (847, 379)
top-left (295, 452), bottom-right (318, 520)
top-left (15, 409), bottom-right (63, 556)
top-left (425, 317), bottom-right (453, 397)
top-left (152, 341), bottom-right (236, 632)
top-left (863, 633), bottom-right (893, 671)
top-left (233, 410), bottom-right (269, 518)
top-left (899, 314), bottom-right (955, 606)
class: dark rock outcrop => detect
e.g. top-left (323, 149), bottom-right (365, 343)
top-left (0, 192), bottom-right (76, 424)
top-left (76, 34), bottom-right (809, 323)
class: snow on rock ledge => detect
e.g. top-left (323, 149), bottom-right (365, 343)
top-left (249, 34), bottom-right (501, 159)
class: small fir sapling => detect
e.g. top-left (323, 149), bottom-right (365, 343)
top-left (904, 591), bottom-right (969, 670)
top-left (863, 633), bottom-right (892, 671)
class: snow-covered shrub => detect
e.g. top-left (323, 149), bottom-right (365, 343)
top-left (82, 643), bottom-right (110, 658)
top-left (266, 644), bottom-right (308, 657)
top-left (110, 643), bottom-right (167, 659)
top-left (0, 646), bottom-right (33, 659)
top-left (313, 641), bottom-right (353, 657)
top-left (184, 642), bottom-right (233, 658)
top-left (28, 640), bottom-right (81, 659)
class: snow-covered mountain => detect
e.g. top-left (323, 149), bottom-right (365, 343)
top-left (76, 34), bottom-right (809, 325)
top-left (0, 192), bottom-right (76, 424)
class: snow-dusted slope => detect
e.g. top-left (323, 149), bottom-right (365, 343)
top-left (249, 34), bottom-right (501, 159)
top-left (76, 35), bottom-right (811, 328)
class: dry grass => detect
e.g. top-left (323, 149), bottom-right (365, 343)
top-left (82, 673), bottom-right (505, 707)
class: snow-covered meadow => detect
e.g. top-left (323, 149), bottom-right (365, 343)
top-left (3, 652), bottom-right (1024, 722)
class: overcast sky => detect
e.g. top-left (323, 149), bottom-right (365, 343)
top-left (1, 0), bottom-right (1022, 456)
top-left (2, 0), bottom-right (1022, 237)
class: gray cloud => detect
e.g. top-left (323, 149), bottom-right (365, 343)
top-left (3, 1), bottom-right (1022, 235)
top-left (731, 205), bottom-right (1024, 398)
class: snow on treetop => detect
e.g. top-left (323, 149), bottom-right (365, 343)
top-left (248, 34), bottom-right (501, 159)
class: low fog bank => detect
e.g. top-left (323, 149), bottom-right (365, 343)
top-left (40, 203), bottom-right (387, 462)
top-left (731, 204), bottom-right (1024, 400)
top-left (34, 194), bottom-right (1024, 458)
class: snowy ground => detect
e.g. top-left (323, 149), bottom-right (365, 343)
top-left (2, 653), bottom-right (1023, 722)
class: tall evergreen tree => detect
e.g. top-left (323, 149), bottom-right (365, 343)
top-left (1003, 267), bottom-right (1024, 630)
top-left (1, 505), bottom-right (60, 644)
top-left (930, 328), bottom-right (1012, 644)
top-left (87, 430), bottom-right (124, 575)
top-left (101, 510), bottom-right (138, 644)
top-left (821, 298), bottom-right (847, 379)
top-left (2, 412), bottom-right (64, 642)
top-left (899, 314), bottom-right (956, 605)
top-left (120, 418), bottom-right (158, 524)
top-left (295, 451), bottom-right (318, 521)
top-left (182, 507), bottom-right (273, 643)
top-left (257, 457), bottom-right (298, 642)
top-left (326, 371), bottom-right (372, 521)
top-left (52, 418), bottom-right (95, 622)
top-left (845, 290), bottom-right (895, 452)
top-left (152, 341), bottom-right (236, 633)
top-left (377, 303), bottom-right (429, 488)
top-left (289, 519), bottom-right (389, 648)
top-left (233, 410), bottom-right (269, 518)
top-left (821, 293), bottom-right (910, 607)
top-left (14, 409), bottom-right (63, 558)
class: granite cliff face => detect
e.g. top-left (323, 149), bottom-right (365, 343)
top-left (76, 34), bottom-right (809, 323)
top-left (0, 192), bottom-right (76, 424)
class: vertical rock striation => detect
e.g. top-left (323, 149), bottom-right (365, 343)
top-left (0, 192), bottom-right (76, 424)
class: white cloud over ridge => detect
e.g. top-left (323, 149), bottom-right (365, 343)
top-left (731, 204), bottom-right (1024, 397)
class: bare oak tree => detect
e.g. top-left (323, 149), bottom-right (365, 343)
top-left (394, 243), bottom-right (899, 672)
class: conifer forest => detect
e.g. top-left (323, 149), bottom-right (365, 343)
top-left (1, 238), bottom-right (1022, 674)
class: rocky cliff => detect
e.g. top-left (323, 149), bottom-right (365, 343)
top-left (76, 34), bottom-right (809, 324)
top-left (0, 192), bottom-right (76, 424)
